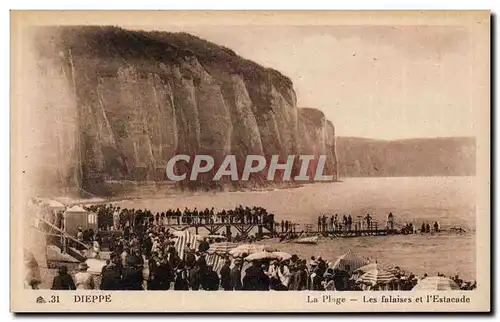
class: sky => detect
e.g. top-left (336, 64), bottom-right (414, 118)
top-left (129, 23), bottom-right (488, 140)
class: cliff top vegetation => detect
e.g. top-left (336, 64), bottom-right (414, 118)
top-left (34, 25), bottom-right (293, 93)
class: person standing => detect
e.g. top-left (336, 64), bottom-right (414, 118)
top-left (188, 263), bottom-right (201, 291)
top-left (295, 261), bottom-right (308, 290)
top-left (198, 238), bottom-right (210, 253)
top-left (113, 209), bottom-right (120, 231)
top-left (387, 212), bottom-right (394, 230)
top-left (365, 214), bottom-right (371, 231)
top-left (219, 259), bottom-right (232, 291)
top-left (74, 263), bottom-right (95, 290)
top-left (156, 257), bottom-right (175, 290)
top-left (24, 251), bottom-right (41, 290)
top-left (434, 221), bottom-right (440, 233)
top-left (243, 260), bottom-right (262, 290)
top-left (92, 240), bottom-right (101, 259)
top-left (100, 261), bottom-right (121, 290)
top-left (278, 261), bottom-right (291, 290)
top-left (267, 260), bottom-right (280, 290)
top-left (121, 259), bottom-right (143, 290)
top-left (51, 266), bottom-right (76, 290)
top-left (230, 258), bottom-right (243, 290)
top-left (174, 263), bottom-right (189, 290)
top-left (203, 265), bottom-right (220, 290)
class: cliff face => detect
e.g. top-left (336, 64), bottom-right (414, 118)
top-left (297, 108), bottom-right (338, 179)
top-left (31, 26), bottom-right (338, 196)
top-left (336, 137), bottom-right (476, 177)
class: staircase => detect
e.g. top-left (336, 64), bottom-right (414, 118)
top-left (35, 216), bottom-right (90, 263)
top-left (67, 247), bottom-right (87, 262)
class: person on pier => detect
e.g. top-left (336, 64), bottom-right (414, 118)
top-left (387, 212), bottom-right (394, 230)
top-left (364, 214), bottom-right (372, 231)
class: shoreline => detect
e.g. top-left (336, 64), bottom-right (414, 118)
top-left (48, 180), bottom-right (341, 206)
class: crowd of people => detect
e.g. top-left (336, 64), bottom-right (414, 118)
top-left (46, 212), bottom-right (477, 292)
top-left (24, 200), bottom-right (474, 292)
top-left (316, 213), bottom-right (389, 232)
top-left (50, 248), bottom-right (478, 292)
top-left (316, 212), bottom-right (445, 236)
top-left (83, 204), bottom-right (297, 238)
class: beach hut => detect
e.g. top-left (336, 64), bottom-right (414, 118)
top-left (63, 205), bottom-right (96, 236)
top-left (45, 199), bottom-right (66, 212)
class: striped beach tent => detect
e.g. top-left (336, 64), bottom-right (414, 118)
top-left (387, 266), bottom-right (407, 277)
top-left (207, 243), bottom-right (238, 254)
top-left (205, 253), bottom-right (227, 274)
top-left (228, 244), bottom-right (277, 257)
top-left (356, 269), bottom-right (398, 286)
top-left (174, 229), bottom-right (198, 260)
top-left (353, 262), bottom-right (379, 274)
top-left (331, 249), bottom-right (370, 273)
top-left (412, 276), bottom-right (459, 291)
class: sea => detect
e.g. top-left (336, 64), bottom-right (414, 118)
top-left (115, 176), bottom-right (477, 281)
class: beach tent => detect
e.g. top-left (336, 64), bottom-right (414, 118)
top-left (411, 276), bottom-right (459, 291)
top-left (207, 242), bottom-right (238, 254)
top-left (331, 249), bottom-right (370, 273)
top-left (354, 263), bottom-right (380, 274)
top-left (196, 234), bottom-right (227, 242)
top-left (64, 205), bottom-right (95, 236)
top-left (44, 199), bottom-right (66, 212)
top-left (387, 266), bottom-right (408, 277)
top-left (356, 269), bottom-right (398, 286)
top-left (229, 244), bottom-right (277, 257)
top-left (245, 251), bottom-right (292, 261)
top-left (205, 253), bottom-right (227, 274)
top-left (174, 229), bottom-right (198, 260)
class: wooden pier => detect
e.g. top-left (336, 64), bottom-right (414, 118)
top-left (304, 221), bottom-right (399, 238)
top-left (156, 218), bottom-right (401, 239)
top-left (325, 228), bottom-right (398, 237)
top-left (159, 218), bottom-right (279, 238)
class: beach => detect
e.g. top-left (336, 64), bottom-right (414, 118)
top-left (113, 176), bottom-right (476, 281)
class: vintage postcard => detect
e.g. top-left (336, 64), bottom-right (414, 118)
top-left (10, 10), bottom-right (490, 312)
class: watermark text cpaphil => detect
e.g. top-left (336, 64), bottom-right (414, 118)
top-left (164, 154), bottom-right (335, 181)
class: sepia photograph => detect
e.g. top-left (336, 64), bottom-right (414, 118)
top-left (10, 10), bottom-right (490, 312)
